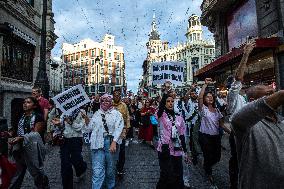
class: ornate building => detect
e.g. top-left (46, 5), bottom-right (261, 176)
top-left (0, 0), bottom-right (57, 129)
top-left (62, 34), bottom-right (126, 95)
top-left (196, 0), bottom-right (284, 90)
top-left (139, 14), bottom-right (215, 97)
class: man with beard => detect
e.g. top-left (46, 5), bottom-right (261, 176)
top-left (112, 89), bottom-right (130, 177)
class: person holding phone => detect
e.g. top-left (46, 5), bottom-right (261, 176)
top-left (198, 78), bottom-right (231, 184)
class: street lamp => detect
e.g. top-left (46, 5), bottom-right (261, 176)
top-left (34, 0), bottom-right (49, 98)
top-left (50, 60), bottom-right (59, 96)
top-left (95, 56), bottom-right (100, 94)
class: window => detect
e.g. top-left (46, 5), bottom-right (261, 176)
top-left (92, 60), bottom-right (94, 65)
top-left (71, 56), bottom-right (74, 61)
top-left (109, 53), bottom-right (111, 58)
top-left (116, 78), bottom-right (119, 85)
top-left (101, 77), bottom-right (104, 83)
top-left (92, 77), bottom-right (94, 82)
top-left (84, 44), bottom-right (86, 48)
top-left (76, 54), bottom-right (78, 60)
top-left (92, 50), bottom-right (94, 57)
top-left (92, 68), bottom-right (94, 74)
top-left (86, 50), bottom-right (88, 56)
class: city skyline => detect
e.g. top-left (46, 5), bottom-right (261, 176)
top-left (51, 0), bottom-right (213, 93)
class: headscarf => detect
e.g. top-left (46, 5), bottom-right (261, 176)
top-left (100, 93), bottom-right (113, 112)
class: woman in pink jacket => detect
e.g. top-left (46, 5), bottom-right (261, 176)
top-left (156, 94), bottom-right (189, 189)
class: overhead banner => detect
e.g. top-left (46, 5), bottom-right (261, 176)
top-left (152, 61), bottom-right (185, 86)
top-left (52, 84), bottom-right (90, 115)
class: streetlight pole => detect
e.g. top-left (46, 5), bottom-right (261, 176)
top-left (34, 0), bottom-right (49, 98)
top-left (95, 56), bottom-right (100, 94)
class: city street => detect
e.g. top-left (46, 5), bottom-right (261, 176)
top-left (22, 134), bottom-right (230, 189)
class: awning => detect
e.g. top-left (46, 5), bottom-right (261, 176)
top-left (6, 22), bottom-right (37, 46)
top-left (195, 37), bottom-right (281, 77)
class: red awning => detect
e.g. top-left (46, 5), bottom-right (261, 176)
top-left (195, 37), bottom-right (281, 77)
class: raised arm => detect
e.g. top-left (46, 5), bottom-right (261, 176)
top-left (235, 41), bottom-right (255, 81)
top-left (198, 78), bottom-right (211, 111)
top-left (232, 90), bottom-right (284, 132)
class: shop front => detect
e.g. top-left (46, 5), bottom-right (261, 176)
top-left (198, 0), bottom-right (284, 89)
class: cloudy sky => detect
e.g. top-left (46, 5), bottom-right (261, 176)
top-left (51, 0), bottom-right (213, 93)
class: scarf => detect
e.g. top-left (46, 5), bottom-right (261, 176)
top-left (100, 93), bottom-right (113, 112)
top-left (17, 112), bottom-right (36, 136)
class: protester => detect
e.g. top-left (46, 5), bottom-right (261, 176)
top-left (91, 94), bottom-right (100, 114)
top-left (52, 108), bottom-right (88, 189)
top-left (226, 41), bottom-right (255, 189)
top-left (185, 88), bottom-right (200, 165)
top-left (83, 94), bottom-right (124, 189)
top-left (112, 89), bottom-right (130, 177)
top-left (139, 99), bottom-right (155, 148)
top-left (8, 97), bottom-right (49, 189)
top-left (156, 94), bottom-right (189, 189)
top-left (198, 78), bottom-right (231, 184)
top-left (232, 86), bottom-right (284, 189)
top-left (32, 87), bottom-right (50, 121)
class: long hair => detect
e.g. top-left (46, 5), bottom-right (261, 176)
top-left (25, 96), bottom-right (42, 115)
top-left (157, 94), bottom-right (168, 118)
top-left (203, 91), bottom-right (216, 108)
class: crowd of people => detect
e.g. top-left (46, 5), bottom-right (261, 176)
top-left (1, 41), bottom-right (284, 189)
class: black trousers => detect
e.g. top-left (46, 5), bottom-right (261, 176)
top-left (60, 137), bottom-right (87, 189)
top-left (198, 132), bottom-right (221, 175)
top-left (229, 132), bottom-right (238, 189)
top-left (117, 139), bottom-right (126, 172)
top-left (156, 145), bottom-right (184, 189)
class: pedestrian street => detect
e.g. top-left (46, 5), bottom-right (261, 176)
top-left (21, 130), bottom-right (231, 189)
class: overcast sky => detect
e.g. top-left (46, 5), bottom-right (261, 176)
top-left (51, 0), bottom-right (213, 93)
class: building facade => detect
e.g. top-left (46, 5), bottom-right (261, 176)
top-left (197, 0), bottom-right (284, 91)
top-left (140, 14), bottom-right (215, 97)
top-left (49, 57), bottom-right (64, 97)
top-left (62, 34), bottom-right (126, 95)
top-left (0, 0), bottom-right (57, 129)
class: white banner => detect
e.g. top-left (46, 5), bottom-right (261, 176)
top-left (152, 61), bottom-right (185, 86)
top-left (52, 84), bottom-right (90, 116)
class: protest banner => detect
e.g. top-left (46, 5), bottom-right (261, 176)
top-left (52, 84), bottom-right (90, 115)
top-left (151, 61), bottom-right (185, 85)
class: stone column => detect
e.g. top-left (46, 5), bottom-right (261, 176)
top-left (0, 35), bottom-right (3, 118)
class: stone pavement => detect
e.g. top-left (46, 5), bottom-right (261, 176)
top-left (22, 135), bottom-right (231, 189)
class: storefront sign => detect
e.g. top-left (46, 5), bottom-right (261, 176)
top-left (151, 61), bottom-right (185, 86)
top-left (52, 84), bottom-right (90, 115)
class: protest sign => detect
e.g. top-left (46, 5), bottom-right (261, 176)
top-left (151, 61), bottom-right (185, 85)
top-left (52, 84), bottom-right (90, 115)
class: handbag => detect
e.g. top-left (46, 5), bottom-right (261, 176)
top-left (51, 131), bottom-right (65, 146)
top-left (150, 115), bottom-right (158, 125)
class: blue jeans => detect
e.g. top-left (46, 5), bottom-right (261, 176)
top-left (91, 136), bottom-right (119, 189)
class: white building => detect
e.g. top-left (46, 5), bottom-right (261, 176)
top-left (0, 0), bottom-right (57, 129)
top-left (140, 14), bottom-right (215, 97)
top-left (49, 57), bottom-right (65, 97)
top-left (62, 34), bottom-right (126, 95)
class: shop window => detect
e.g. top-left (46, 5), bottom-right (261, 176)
top-left (2, 37), bottom-right (34, 82)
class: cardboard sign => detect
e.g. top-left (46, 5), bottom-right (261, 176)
top-left (52, 84), bottom-right (90, 115)
top-left (151, 61), bottom-right (185, 86)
